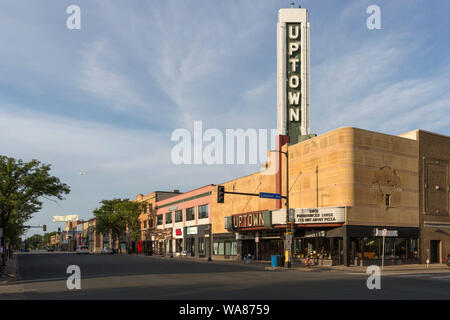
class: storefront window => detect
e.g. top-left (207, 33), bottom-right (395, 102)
top-left (157, 215), bottom-right (163, 225)
top-left (362, 238), bottom-right (418, 260)
top-left (176, 239), bottom-right (183, 252)
top-left (199, 238), bottom-right (205, 254)
top-left (225, 241), bottom-right (232, 256)
top-left (231, 241), bottom-right (237, 256)
top-left (218, 242), bottom-right (224, 255)
top-left (175, 210), bottom-right (183, 223)
top-left (165, 212), bottom-right (172, 224)
top-left (198, 204), bottom-right (209, 219)
top-left (186, 207), bottom-right (195, 221)
top-left (213, 242), bottom-right (219, 255)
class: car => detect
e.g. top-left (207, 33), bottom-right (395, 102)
top-left (446, 254), bottom-right (450, 267)
top-left (46, 247), bottom-right (54, 252)
top-left (101, 247), bottom-right (113, 254)
top-left (76, 245), bottom-right (90, 254)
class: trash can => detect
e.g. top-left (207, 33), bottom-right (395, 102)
top-left (271, 255), bottom-right (279, 267)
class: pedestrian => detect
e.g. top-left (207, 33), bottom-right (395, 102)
top-left (305, 256), bottom-right (311, 269)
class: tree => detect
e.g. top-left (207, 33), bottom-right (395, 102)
top-left (42, 231), bottom-right (57, 248)
top-left (0, 156), bottom-right (70, 266)
top-left (93, 199), bottom-right (143, 252)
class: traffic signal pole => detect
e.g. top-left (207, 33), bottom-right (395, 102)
top-left (216, 142), bottom-right (293, 268)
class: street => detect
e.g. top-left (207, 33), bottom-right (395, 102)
top-left (0, 252), bottom-right (449, 300)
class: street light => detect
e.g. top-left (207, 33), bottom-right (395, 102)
top-left (270, 147), bottom-right (292, 268)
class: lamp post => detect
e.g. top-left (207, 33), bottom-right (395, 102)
top-left (270, 146), bottom-right (292, 268)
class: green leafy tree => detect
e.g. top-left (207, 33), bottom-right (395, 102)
top-left (42, 231), bottom-right (57, 248)
top-left (0, 156), bottom-right (70, 265)
top-left (25, 234), bottom-right (44, 250)
top-left (93, 199), bottom-right (143, 251)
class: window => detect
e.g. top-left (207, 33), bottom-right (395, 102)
top-left (186, 207), bottom-right (195, 221)
top-left (198, 204), bottom-right (209, 219)
top-left (175, 210), bottom-right (183, 223)
top-left (143, 220), bottom-right (147, 229)
top-left (231, 241), bottom-right (237, 255)
top-left (165, 212), bottom-right (172, 224)
top-left (157, 215), bottom-right (163, 225)
top-left (149, 203), bottom-right (153, 212)
top-left (199, 238), bottom-right (205, 254)
top-left (218, 242), bottom-right (224, 255)
top-left (143, 205), bottom-right (147, 214)
top-left (385, 194), bottom-right (391, 207)
top-left (149, 219), bottom-right (153, 228)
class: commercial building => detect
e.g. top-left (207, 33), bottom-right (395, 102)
top-left (135, 190), bottom-right (182, 242)
top-left (154, 185), bottom-right (213, 258)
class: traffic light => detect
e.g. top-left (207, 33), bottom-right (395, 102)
top-left (58, 227), bottom-right (61, 235)
top-left (217, 185), bottom-right (225, 203)
top-left (43, 225), bottom-right (47, 232)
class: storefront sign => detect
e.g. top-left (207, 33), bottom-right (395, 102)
top-left (374, 228), bottom-right (398, 237)
top-left (169, 205), bottom-right (178, 211)
top-left (236, 233), bottom-right (255, 240)
top-left (176, 229), bottom-right (182, 236)
top-left (295, 207), bottom-right (345, 224)
top-left (304, 230), bottom-right (326, 238)
top-left (187, 226), bottom-right (198, 235)
top-left (286, 22), bottom-right (302, 142)
top-left (232, 211), bottom-right (271, 229)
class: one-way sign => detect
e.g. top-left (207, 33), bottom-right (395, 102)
top-left (259, 192), bottom-right (282, 200)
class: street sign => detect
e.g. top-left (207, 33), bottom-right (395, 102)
top-left (259, 192), bottom-right (282, 200)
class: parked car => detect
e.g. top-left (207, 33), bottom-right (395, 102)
top-left (46, 247), bottom-right (54, 252)
top-left (101, 247), bottom-right (113, 254)
top-left (446, 254), bottom-right (450, 267)
top-left (76, 245), bottom-right (90, 254)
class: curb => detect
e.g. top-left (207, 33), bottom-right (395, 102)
top-left (0, 254), bottom-right (19, 285)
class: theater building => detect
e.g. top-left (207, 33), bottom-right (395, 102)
top-left (399, 130), bottom-right (450, 264)
top-left (211, 127), bottom-right (450, 266)
top-left (208, 5), bottom-right (449, 266)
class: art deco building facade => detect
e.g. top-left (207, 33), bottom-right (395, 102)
top-left (210, 127), bottom-right (449, 266)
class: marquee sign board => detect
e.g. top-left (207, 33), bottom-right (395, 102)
top-left (52, 215), bottom-right (79, 222)
top-left (295, 207), bottom-right (345, 224)
top-left (230, 211), bottom-right (272, 230)
top-left (277, 8), bottom-right (310, 144)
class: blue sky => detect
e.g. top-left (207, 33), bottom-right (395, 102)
top-left (1, 1), bottom-right (449, 237)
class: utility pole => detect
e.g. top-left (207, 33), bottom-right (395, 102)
top-left (270, 145), bottom-right (292, 268)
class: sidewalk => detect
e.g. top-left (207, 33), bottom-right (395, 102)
top-left (0, 254), bottom-right (24, 300)
top-left (266, 263), bottom-right (450, 273)
top-left (0, 254), bottom-right (19, 284)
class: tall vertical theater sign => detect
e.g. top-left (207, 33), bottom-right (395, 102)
top-left (277, 7), bottom-right (311, 144)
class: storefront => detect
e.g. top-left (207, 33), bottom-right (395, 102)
top-left (221, 210), bottom-right (285, 261)
top-left (183, 224), bottom-right (211, 258)
top-left (173, 227), bottom-right (184, 255)
top-left (151, 228), bottom-right (172, 255)
top-left (293, 225), bottom-right (419, 266)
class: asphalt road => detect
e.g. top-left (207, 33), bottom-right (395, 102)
top-left (6, 253), bottom-right (450, 300)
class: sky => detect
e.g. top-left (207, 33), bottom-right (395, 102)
top-left (0, 0), bottom-right (449, 237)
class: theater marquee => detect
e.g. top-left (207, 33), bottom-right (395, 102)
top-left (277, 7), bottom-right (310, 144)
top-left (295, 207), bottom-right (345, 224)
top-left (225, 211), bottom-right (273, 230)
